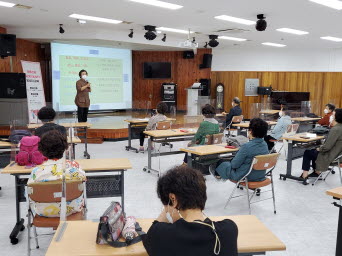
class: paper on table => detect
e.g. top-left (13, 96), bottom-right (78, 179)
top-left (306, 133), bottom-right (317, 138)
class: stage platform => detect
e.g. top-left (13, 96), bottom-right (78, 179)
top-left (0, 110), bottom-right (223, 140)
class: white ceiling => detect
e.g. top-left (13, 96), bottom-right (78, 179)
top-left (1, 0), bottom-right (342, 50)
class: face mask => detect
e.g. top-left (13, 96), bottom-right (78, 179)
top-left (330, 115), bottom-right (334, 123)
top-left (82, 75), bottom-right (88, 80)
top-left (165, 199), bottom-right (175, 223)
top-left (231, 103), bottom-right (234, 107)
top-left (324, 109), bottom-right (329, 114)
top-left (279, 111), bottom-right (283, 117)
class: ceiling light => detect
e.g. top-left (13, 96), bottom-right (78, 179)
top-left (59, 24), bottom-right (65, 34)
top-left (309, 0), bottom-right (342, 10)
top-left (218, 36), bottom-right (247, 41)
top-left (214, 15), bottom-right (255, 25)
top-left (256, 14), bottom-right (267, 31)
top-left (262, 42), bottom-right (286, 47)
top-left (144, 25), bottom-right (157, 40)
top-left (156, 27), bottom-right (193, 34)
top-left (128, 29), bottom-right (134, 38)
top-left (162, 34), bottom-right (166, 42)
top-left (276, 28), bottom-right (309, 35)
top-left (69, 14), bottom-right (122, 24)
top-left (321, 36), bottom-right (342, 42)
top-left (77, 19), bottom-right (87, 24)
top-left (208, 35), bottom-right (219, 47)
top-left (129, 0), bottom-right (183, 10)
top-left (0, 1), bottom-right (15, 7)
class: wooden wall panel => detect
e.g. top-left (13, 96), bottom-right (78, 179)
top-left (132, 49), bottom-right (212, 110)
top-left (211, 71), bottom-right (341, 119)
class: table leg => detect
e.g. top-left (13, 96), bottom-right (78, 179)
top-left (237, 127), bottom-right (241, 136)
top-left (83, 127), bottom-right (90, 159)
top-left (336, 204), bottom-right (342, 256)
top-left (121, 170), bottom-right (125, 213)
top-left (280, 141), bottom-right (305, 183)
top-left (9, 175), bottom-right (25, 245)
top-left (72, 143), bottom-right (75, 160)
top-left (187, 153), bottom-right (193, 168)
top-left (147, 138), bottom-right (152, 170)
top-left (125, 123), bottom-right (139, 153)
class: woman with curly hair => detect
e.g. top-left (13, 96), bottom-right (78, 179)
top-left (27, 130), bottom-right (86, 217)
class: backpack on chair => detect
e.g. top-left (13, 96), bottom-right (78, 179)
top-left (15, 136), bottom-right (47, 166)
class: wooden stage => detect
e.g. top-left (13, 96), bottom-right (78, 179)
top-left (0, 110), bottom-right (218, 140)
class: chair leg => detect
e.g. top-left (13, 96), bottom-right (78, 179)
top-left (312, 172), bottom-right (324, 186)
top-left (339, 165), bottom-right (342, 185)
top-left (27, 210), bottom-right (31, 256)
top-left (33, 226), bottom-right (39, 249)
top-left (224, 183), bottom-right (239, 209)
top-left (270, 172), bottom-right (277, 214)
top-left (245, 180), bottom-right (251, 215)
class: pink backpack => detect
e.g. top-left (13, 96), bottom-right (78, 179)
top-left (15, 136), bottom-right (47, 166)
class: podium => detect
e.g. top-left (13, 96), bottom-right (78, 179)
top-left (186, 88), bottom-right (202, 116)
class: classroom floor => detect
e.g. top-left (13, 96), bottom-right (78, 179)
top-left (0, 140), bottom-right (339, 256)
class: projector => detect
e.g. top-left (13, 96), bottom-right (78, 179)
top-left (178, 40), bottom-right (199, 48)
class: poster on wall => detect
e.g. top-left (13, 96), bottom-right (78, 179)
top-left (21, 61), bottom-right (46, 123)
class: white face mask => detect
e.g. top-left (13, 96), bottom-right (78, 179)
top-left (324, 109), bottom-right (329, 114)
top-left (279, 111), bottom-right (283, 117)
top-left (81, 74), bottom-right (88, 81)
top-left (330, 115), bottom-right (334, 123)
top-left (231, 102), bottom-right (235, 107)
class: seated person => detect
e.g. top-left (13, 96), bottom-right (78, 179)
top-left (34, 106), bottom-right (67, 137)
top-left (210, 118), bottom-right (269, 181)
top-left (318, 103), bottom-right (335, 127)
top-left (27, 130), bottom-right (86, 217)
top-left (222, 97), bottom-right (242, 128)
top-left (299, 108), bottom-right (342, 180)
top-left (142, 165), bottom-right (238, 256)
top-left (139, 102), bottom-right (168, 152)
top-left (183, 104), bottom-right (220, 163)
top-left (264, 106), bottom-right (292, 151)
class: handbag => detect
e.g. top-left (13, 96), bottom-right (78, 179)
top-left (96, 201), bottom-right (146, 247)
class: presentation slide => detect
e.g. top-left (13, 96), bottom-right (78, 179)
top-left (51, 43), bottom-right (132, 111)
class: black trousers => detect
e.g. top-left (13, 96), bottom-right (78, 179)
top-left (264, 135), bottom-right (276, 151)
top-left (302, 149), bottom-right (319, 171)
top-left (77, 107), bottom-right (89, 122)
top-left (139, 131), bottom-right (145, 147)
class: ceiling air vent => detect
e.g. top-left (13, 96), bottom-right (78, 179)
top-left (215, 28), bottom-right (250, 34)
top-left (14, 4), bottom-right (33, 9)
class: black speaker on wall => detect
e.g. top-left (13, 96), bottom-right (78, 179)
top-left (183, 51), bottom-right (194, 59)
top-left (199, 54), bottom-right (212, 69)
top-left (199, 79), bottom-right (211, 96)
top-left (0, 34), bottom-right (16, 58)
top-left (0, 73), bottom-right (26, 98)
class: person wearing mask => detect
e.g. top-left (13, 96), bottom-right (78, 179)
top-left (264, 106), bottom-right (292, 151)
top-left (27, 130), bottom-right (86, 217)
top-left (299, 108), bottom-right (342, 181)
top-left (139, 102), bottom-right (168, 152)
top-left (318, 103), bottom-right (335, 127)
top-left (75, 69), bottom-right (91, 122)
top-left (142, 165), bottom-right (238, 256)
top-left (222, 97), bottom-right (242, 128)
top-left (210, 118), bottom-right (269, 181)
top-left (183, 104), bottom-right (220, 163)
top-left (34, 106), bottom-right (67, 137)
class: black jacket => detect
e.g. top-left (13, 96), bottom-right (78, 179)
top-left (225, 105), bottom-right (242, 127)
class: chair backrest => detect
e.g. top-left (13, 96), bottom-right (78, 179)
top-left (232, 115), bottom-right (243, 123)
top-left (204, 133), bottom-right (224, 145)
top-left (252, 153), bottom-right (280, 171)
top-left (286, 123), bottom-right (299, 134)
top-left (27, 180), bottom-right (84, 203)
top-left (156, 121), bottom-right (172, 130)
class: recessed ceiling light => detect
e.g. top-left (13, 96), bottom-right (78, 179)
top-left (214, 15), bottom-right (256, 25)
top-left (321, 36), bottom-right (342, 42)
top-left (129, 0), bottom-right (183, 10)
top-left (262, 42), bottom-right (286, 47)
top-left (156, 27), bottom-right (193, 34)
top-left (218, 36), bottom-right (247, 42)
top-left (308, 0), bottom-right (342, 10)
top-left (69, 14), bottom-right (122, 24)
top-left (0, 1), bottom-right (15, 7)
top-left (276, 28), bottom-right (309, 35)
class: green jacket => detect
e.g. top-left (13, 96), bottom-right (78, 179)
top-left (192, 120), bottom-right (220, 145)
top-left (316, 123), bottom-right (342, 172)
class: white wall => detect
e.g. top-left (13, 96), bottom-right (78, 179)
top-left (212, 47), bottom-right (342, 72)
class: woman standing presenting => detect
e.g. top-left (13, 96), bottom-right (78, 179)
top-left (75, 69), bottom-right (91, 122)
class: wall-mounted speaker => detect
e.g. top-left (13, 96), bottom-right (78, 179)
top-left (183, 51), bottom-right (194, 59)
top-left (0, 34), bottom-right (16, 58)
top-left (199, 54), bottom-right (212, 69)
